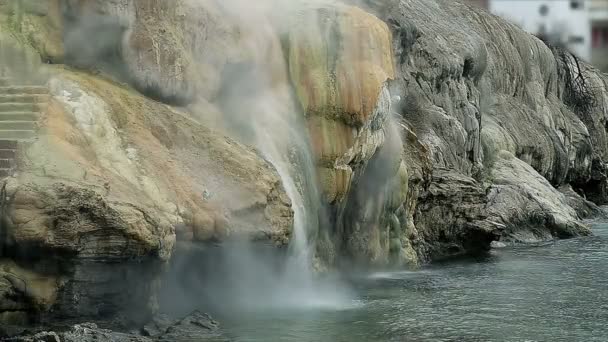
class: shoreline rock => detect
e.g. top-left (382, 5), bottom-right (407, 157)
top-left (4, 311), bottom-right (228, 341)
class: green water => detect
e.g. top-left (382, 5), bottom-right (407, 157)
top-left (218, 221), bottom-right (608, 342)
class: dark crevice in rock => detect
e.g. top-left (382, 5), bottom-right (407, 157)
top-left (388, 18), bottom-right (420, 65)
top-left (573, 157), bottom-right (608, 205)
top-left (412, 169), bottom-right (500, 263)
top-left (462, 57), bottom-right (475, 79)
top-left (552, 46), bottom-right (597, 120)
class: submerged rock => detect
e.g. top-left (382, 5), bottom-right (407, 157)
top-left (490, 241), bottom-right (507, 249)
top-left (155, 311), bottom-right (227, 342)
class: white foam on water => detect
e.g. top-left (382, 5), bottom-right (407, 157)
top-left (368, 270), bottom-right (432, 280)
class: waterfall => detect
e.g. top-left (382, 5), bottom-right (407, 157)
top-left (251, 113), bottom-right (356, 309)
top-left (214, 67), bottom-right (353, 309)
top-left (215, 0), bottom-right (319, 267)
top-left (250, 91), bottom-right (319, 278)
top-left (179, 0), bottom-right (355, 312)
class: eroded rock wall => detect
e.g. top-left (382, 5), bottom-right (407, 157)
top-left (0, 65), bottom-right (292, 330)
top-left (369, 0), bottom-right (606, 261)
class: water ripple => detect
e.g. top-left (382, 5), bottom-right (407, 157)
top-left (221, 223), bottom-right (608, 341)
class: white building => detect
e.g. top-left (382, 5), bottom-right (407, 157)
top-left (490, 0), bottom-right (608, 70)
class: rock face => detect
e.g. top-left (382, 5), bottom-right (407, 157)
top-left (0, 3), bottom-right (293, 329)
top-left (485, 151), bottom-right (591, 242)
top-left (558, 184), bottom-right (606, 219)
top-left (60, 0), bottom-right (242, 104)
top-left (363, 0), bottom-right (607, 262)
top-left (0, 0), bottom-right (63, 64)
top-left (0, 68), bottom-right (293, 329)
top-left (285, 2), bottom-right (405, 265)
top-left (413, 169), bottom-right (500, 261)
top-left (281, 0), bottom-right (605, 266)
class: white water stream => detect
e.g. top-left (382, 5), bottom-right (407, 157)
top-left (207, 0), bottom-right (354, 310)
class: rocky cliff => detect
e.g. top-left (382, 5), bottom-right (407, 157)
top-left (0, 0), bottom-right (294, 332)
top-left (1, 0), bottom-right (608, 336)
top-left (373, 0), bottom-right (606, 262)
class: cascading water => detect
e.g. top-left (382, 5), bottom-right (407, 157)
top-left (246, 84), bottom-right (319, 287)
top-left (186, 0), bottom-right (354, 311)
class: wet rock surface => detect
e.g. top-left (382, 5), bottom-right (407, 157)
top-left (559, 185), bottom-right (607, 219)
top-left (369, 0), bottom-right (608, 255)
top-left (485, 151), bottom-right (592, 242)
top-left (413, 169), bottom-right (501, 261)
top-left (5, 311), bottom-right (228, 341)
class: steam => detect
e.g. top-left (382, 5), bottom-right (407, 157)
top-left (168, 0), bottom-right (356, 313)
top-left (215, 0), bottom-right (317, 265)
top-left (58, 0), bottom-right (366, 315)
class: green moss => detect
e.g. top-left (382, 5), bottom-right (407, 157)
top-left (0, 19), bottom-right (46, 83)
top-left (8, 0), bottom-right (22, 33)
top-left (0, 0), bottom-right (63, 64)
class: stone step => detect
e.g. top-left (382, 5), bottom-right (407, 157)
top-left (0, 94), bottom-right (48, 104)
top-left (0, 130), bottom-right (35, 140)
top-left (0, 112), bottom-right (38, 121)
top-left (0, 159), bottom-right (13, 169)
top-left (0, 103), bottom-right (42, 112)
top-left (0, 168), bottom-right (12, 178)
top-left (0, 140), bottom-right (18, 150)
top-left (0, 86), bottom-right (48, 95)
top-left (0, 121), bottom-right (36, 130)
top-left (0, 149), bottom-right (16, 159)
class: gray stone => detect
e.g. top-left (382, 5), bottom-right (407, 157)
top-left (485, 151), bottom-right (591, 243)
top-left (413, 169), bottom-right (501, 261)
top-left (368, 0), bottom-right (606, 257)
top-left (5, 311), bottom-right (228, 342)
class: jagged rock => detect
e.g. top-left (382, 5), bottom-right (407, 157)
top-left (486, 151), bottom-right (591, 242)
top-left (0, 68), bottom-right (293, 327)
top-left (7, 311), bottom-right (227, 342)
top-left (413, 169), bottom-right (500, 261)
top-left (6, 331), bottom-right (62, 342)
top-left (60, 323), bottom-right (150, 342)
top-left (368, 0), bottom-right (605, 254)
top-left (558, 184), bottom-right (607, 219)
top-left (140, 314), bottom-right (174, 338)
top-left (155, 311), bottom-right (227, 342)
top-left (5, 323), bottom-right (150, 342)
